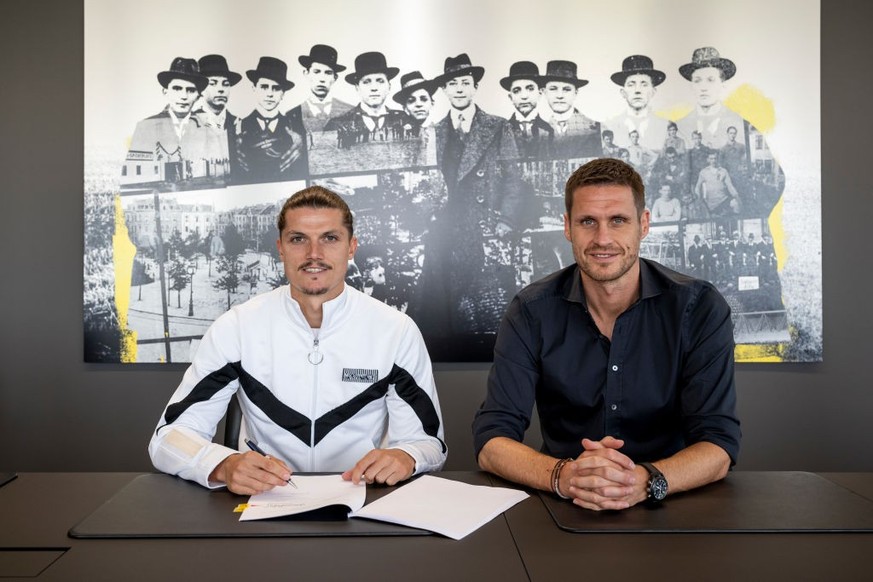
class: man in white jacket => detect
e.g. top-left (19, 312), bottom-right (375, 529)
top-left (149, 186), bottom-right (446, 495)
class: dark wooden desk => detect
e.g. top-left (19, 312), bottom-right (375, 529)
top-left (2, 472), bottom-right (873, 581)
top-left (504, 472), bottom-right (873, 582)
top-left (0, 472), bottom-right (528, 581)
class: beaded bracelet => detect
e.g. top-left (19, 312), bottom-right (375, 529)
top-left (551, 457), bottom-right (573, 499)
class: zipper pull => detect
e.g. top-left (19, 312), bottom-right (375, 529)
top-left (308, 336), bottom-right (324, 365)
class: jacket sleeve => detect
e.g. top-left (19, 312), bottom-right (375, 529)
top-left (147, 310), bottom-right (243, 488)
top-left (384, 317), bottom-right (447, 474)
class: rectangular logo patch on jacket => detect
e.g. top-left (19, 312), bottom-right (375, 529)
top-left (342, 368), bottom-right (379, 383)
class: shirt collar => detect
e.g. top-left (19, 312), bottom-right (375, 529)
top-left (512, 110), bottom-right (539, 123)
top-left (563, 259), bottom-right (664, 308)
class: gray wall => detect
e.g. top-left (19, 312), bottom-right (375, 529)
top-left (1, 1), bottom-right (870, 473)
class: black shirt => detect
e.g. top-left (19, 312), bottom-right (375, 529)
top-left (472, 259), bottom-right (741, 464)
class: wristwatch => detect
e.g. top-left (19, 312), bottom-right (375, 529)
top-left (641, 462), bottom-right (668, 503)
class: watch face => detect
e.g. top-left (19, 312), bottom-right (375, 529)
top-left (650, 476), bottom-right (668, 501)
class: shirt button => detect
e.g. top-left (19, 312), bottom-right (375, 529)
top-left (610, 404), bottom-right (618, 411)
top-left (611, 365), bottom-right (619, 372)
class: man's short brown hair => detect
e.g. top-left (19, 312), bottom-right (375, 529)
top-left (277, 185), bottom-right (354, 237)
top-left (564, 158), bottom-right (646, 216)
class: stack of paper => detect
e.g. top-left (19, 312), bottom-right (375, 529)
top-left (241, 474), bottom-right (528, 540)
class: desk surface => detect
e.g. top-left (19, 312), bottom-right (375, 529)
top-left (2, 472), bottom-right (873, 581)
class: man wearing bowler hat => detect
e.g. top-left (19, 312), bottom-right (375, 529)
top-left (126, 57), bottom-right (225, 186)
top-left (409, 53), bottom-right (526, 354)
top-left (676, 47), bottom-right (746, 150)
top-left (540, 60), bottom-right (601, 159)
top-left (604, 55), bottom-right (671, 151)
top-left (324, 51), bottom-right (405, 145)
top-left (501, 61), bottom-right (554, 160)
top-left (391, 71), bottom-right (438, 165)
top-left (235, 56), bottom-right (308, 184)
top-left (297, 44), bottom-right (354, 133)
top-left (393, 71), bottom-right (437, 137)
top-left (193, 54), bottom-right (242, 176)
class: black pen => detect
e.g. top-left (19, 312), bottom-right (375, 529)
top-left (244, 438), bottom-right (297, 488)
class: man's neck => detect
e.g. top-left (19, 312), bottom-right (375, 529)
top-left (294, 293), bottom-right (326, 328)
top-left (625, 106), bottom-right (651, 118)
top-left (205, 102), bottom-right (225, 116)
top-left (580, 263), bottom-right (641, 340)
top-left (256, 106), bottom-right (280, 119)
top-left (360, 102), bottom-right (387, 116)
top-left (697, 101), bottom-right (722, 116)
top-left (513, 109), bottom-right (538, 122)
top-left (291, 284), bottom-right (344, 328)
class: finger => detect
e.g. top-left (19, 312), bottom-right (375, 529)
top-left (349, 455), bottom-right (377, 485)
top-left (572, 494), bottom-right (631, 512)
top-left (571, 486), bottom-right (632, 509)
top-left (263, 456), bottom-right (293, 482)
top-left (578, 447), bottom-right (635, 470)
top-left (570, 472), bottom-right (635, 494)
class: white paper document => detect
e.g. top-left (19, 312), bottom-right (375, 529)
top-left (240, 475), bottom-right (365, 521)
top-left (351, 475), bottom-right (528, 540)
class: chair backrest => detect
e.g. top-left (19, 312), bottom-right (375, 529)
top-left (223, 395), bottom-right (243, 448)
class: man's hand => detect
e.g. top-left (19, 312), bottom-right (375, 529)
top-left (341, 449), bottom-right (416, 486)
top-left (560, 436), bottom-right (646, 511)
top-left (209, 452), bottom-right (294, 496)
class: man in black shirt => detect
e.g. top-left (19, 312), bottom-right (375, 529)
top-left (473, 158), bottom-right (740, 511)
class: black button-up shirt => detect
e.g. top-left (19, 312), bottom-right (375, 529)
top-left (473, 259), bottom-right (741, 464)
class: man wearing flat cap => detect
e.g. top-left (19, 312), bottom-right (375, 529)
top-left (324, 52), bottom-right (405, 146)
top-left (604, 55), bottom-right (671, 152)
top-left (235, 56), bottom-right (308, 184)
top-left (193, 54), bottom-right (242, 177)
top-left (409, 53), bottom-right (526, 355)
top-left (125, 57), bottom-right (225, 187)
top-left (297, 44), bottom-right (354, 133)
top-left (501, 61), bottom-right (554, 160)
top-left (540, 60), bottom-right (601, 159)
top-left (676, 47), bottom-right (746, 150)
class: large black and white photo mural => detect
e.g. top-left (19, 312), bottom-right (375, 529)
top-left (84, 0), bottom-right (822, 363)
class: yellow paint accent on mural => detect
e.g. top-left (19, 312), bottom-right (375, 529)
top-left (768, 195), bottom-right (788, 271)
top-left (722, 84), bottom-right (786, 363)
top-left (724, 84), bottom-right (776, 134)
top-left (659, 104), bottom-right (693, 123)
top-left (113, 195), bottom-right (139, 362)
top-left (735, 343), bottom-right (786, 362)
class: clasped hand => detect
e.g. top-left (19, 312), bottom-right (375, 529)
top-left (559, 436), bottom-right (647, 511)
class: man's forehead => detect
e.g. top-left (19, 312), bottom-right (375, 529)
top-left (624, 73), bottom-right (653, 86)
top-left (256, 78), bottom-right (282, 89)
top-left (546, 81), bottom-right (575, 91)
top-left (309, 62), bottom-right (335, 73)
top-left (359, 73), bottom-right (387, 83)
top-left (446, 74), bottom-right (475, 85)
top-left (167, 79), bottom-right (197, 89)
top-left (691, 66), bottom-right (722, 80)
top-left (282, 207), bottom-right (345, 228)
top-left (510, 79), bottom-right (538, 90)
top-left (571, 183), bottom-right (635, 210)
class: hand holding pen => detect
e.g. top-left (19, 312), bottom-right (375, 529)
top-left (245, 438), bottom-right (297, 489)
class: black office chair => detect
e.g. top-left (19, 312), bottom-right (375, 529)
top-left (223, 395), bottom-right (243, 448)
